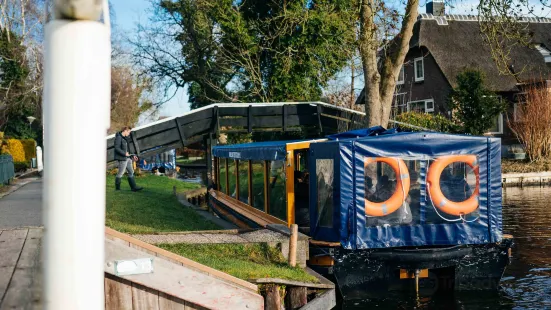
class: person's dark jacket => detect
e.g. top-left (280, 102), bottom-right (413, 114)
top-left (114, 132), bottom-right (130, 161)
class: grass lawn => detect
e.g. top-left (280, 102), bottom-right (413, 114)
top-left (502, 159), bottom-right (551, 174)
top-left (158, 243), bottom-right (319, 283)
top-left (106, 175), bottom-right (220, 234)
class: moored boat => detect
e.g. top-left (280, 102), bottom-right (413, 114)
top-left (208, 127), bottom-right (513, 300)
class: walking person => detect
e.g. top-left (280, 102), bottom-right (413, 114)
top-left (114, 126), bottom-right (143, 192)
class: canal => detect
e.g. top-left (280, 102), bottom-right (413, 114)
top-left (340, 186), bottom-right (551, 309)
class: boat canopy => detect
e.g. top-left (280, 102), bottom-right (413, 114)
top-left (213, 140), bottom-right (322, 161)
top-left (309, 130), bottom-right (502, 250)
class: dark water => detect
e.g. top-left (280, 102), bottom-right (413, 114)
top-left (341, 186), bottom-right (551, 309)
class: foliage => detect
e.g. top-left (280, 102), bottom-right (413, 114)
top-left (133, 0), bottom-right (356, 107)
top-left (109, 66), bottom-right (154, 134)
top-left (502, 159), bottom-right (551, 173)
top-left (395, 112), bottom-right (460, 133)
top-left (448, 69), bottom-right (507, 135)
top-left (105, 175), bottom-right (219, 233)
top-left (20, 139), bottom-right (36, 162)
top-left (508, 84), bottom-right (551, 162)
top-left (159, 243), bottom-right (319, 283)
top-left (14, 161), bottom-right (29, 172)
top-left (4, 139), bottom-right (26, 162)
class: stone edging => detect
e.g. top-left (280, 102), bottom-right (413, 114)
top-left (502, 171), bottom-right (551, 187)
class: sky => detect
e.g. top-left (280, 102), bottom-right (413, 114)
top-left (111, 0), bottom-right (551, 124)
top-left (110, 0), bottom-right (190, 123)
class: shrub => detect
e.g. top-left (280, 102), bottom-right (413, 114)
top-left (5, 139), bottom-right (26, 162)
top-left (14, 161), bottom-right (29, 172)
top-left (20, 139), bottom-right (36, 162)
top-left (395, 112), bottom-right (460, 133)
top-left (509, 84), bottom-right (551, 162)
top-left (448, 69), bottom-right (507, 135)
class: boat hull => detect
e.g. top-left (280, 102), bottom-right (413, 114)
top-left (309, 238), bottom-right (513, 300)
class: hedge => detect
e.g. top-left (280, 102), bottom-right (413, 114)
top-left (395, 112), bottom-right (461, 133)
top-left (4, 139), bottom-right (26, 162)
top-left (21, 139), bottom-right (36, 162)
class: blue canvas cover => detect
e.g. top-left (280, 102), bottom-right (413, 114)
top-left (310, 131), bottom-right (502, 250)
top-left (213, 141), bottom-right (299, 161)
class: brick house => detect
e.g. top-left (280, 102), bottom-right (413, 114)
top-left (356, 1), bottom-right (551, 151)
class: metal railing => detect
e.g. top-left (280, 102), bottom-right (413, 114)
top-left (0, 155), bottom-right (15, 184)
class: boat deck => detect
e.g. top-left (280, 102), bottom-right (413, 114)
top-left (0, 228), bottom-right (43, 310)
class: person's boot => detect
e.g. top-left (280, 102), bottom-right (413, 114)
top-left (115, 177), bottom-right (121, 191)
top-left (128, 176), bottom-right (143, 192)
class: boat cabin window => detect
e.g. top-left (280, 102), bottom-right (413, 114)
top-left (364, 159), bottom-right (479, 227)
top-left (251, 161), bottom-right (266, 211)
top-left (228, 160), bottom-right (237, 198)
top-left (219, 158), bottom-right (227, 194)
top-left (269, 160), bottom-right (287, 221)
top-left (238, 160), bottom-right (249, 204)
top-left (316, 159), bottom-right (334, 228)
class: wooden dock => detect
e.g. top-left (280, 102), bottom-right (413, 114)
top-left (0, 228), bottom-right (43, 310)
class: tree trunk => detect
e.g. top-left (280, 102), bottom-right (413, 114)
top-left (359, 0), bottom-right (382, 127)
top-left (359, 0), bottom-right (420, 128)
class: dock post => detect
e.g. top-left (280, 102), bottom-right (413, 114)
top-left (289, 224), bottom-right (298, 267)
top-left (43, 1), bottom-right (110, 309)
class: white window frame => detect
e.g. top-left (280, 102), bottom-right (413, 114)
top-left (407, 99), bottom-right (434, 113)
top-left (488, 113), bottom-right (504, 135)
top-left (396, 65), bottom-right (405, 85)
top-left (414, 57), bottom-right (424, 82)
top-left (535, 44), bottom-right (551, 63)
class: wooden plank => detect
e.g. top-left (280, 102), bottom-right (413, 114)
top-left (210, 190), bottom-right (287, 226)
top-left (1, 228), bottom-right (41, 310)
top-left (158, 292), bottom-right (186, 310)
top-left (184, 302), bottom-right (208, 310)
top-left (104, 238), bottom-right (264, 310)
top-left (298, 289), bottom-right (336, 310)
top-left (104, 227), bottom-right (258, 292)
top-left (132, 283), bottom-right (160, 310)
top-left (0, 229), bottom-right (28, 302)
top-left (219, 115), bottom-right (316, 128)
top-left (264, 284), bottom-right (281, 310)
top-left (105, 274), bottom-right (133, 310)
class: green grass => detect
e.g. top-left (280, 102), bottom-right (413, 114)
top-left (106, 175), bottom-right (220, 234)
top-left (176, 158), bottom-right (204, 165)
top-left (158, 243), bottom-right (319, 283)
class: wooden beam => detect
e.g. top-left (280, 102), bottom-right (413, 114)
top-left (235, 159), bottom-right (240, 201)
top-left (316, 104), bottom-right (323, 134)
top-left (247, 105), bottom-right (253, 133)
top-left (174, 118), bottom-right (186, 146)
top-left (264, 161), bottom-right (270, 214)
top-left (130, 132), bottom-right (141, 155)
top-left (248, 160), bottom-right (253, 207)
top-left (225, 158), bottom-right (229, 195)
top-left (285, 149), bottom-right (295, 226)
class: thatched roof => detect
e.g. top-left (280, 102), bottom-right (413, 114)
top-left (356, 15), bottom-right (551, 104)
top-left (411, 15), bottom-right (551, 92)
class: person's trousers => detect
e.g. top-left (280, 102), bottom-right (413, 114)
top-left (116, 158), bottom-right (134, 178)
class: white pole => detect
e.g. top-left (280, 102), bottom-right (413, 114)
top-left (42, 18), bottom-right (110, 310)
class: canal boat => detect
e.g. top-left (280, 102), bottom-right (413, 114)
top-left (209, 127), bottom-right (513, 299)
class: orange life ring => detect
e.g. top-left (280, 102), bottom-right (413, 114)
top-left (364, 157), bottom-right (410, 217)
top-left (427, 155), bottom-right (480, 216)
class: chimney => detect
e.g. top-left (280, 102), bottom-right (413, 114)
top-left (427, 1), bottom-right (445, 16)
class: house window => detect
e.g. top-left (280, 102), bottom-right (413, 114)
top-left (535, 44), bottom-right (551, 63)
top-left (397, 65), bottom-right (405, 85)
top-left (414, 57), bottom-right (424, 82)
top-left (407, 99), bottom-right (434, 113)
top-left (392, 93), bottom-right (407, 117)
top-left (488, 113), bottom-right (504, 134)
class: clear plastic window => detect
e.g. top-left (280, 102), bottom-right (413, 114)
top-left (219, 158), bottom-right (227, 194)
top-left (316, 159), bottom-right (334, 228)
top-left (228, 159), bottom-right (236, 198)
top-left (269, 160), bottom-right (287, 221)
top-left (364, 158), bottom-right (480, 227)
top-left (251, 161), bottom-right (265, 211)
top-left (238, 160), bottom-right (249, 204)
